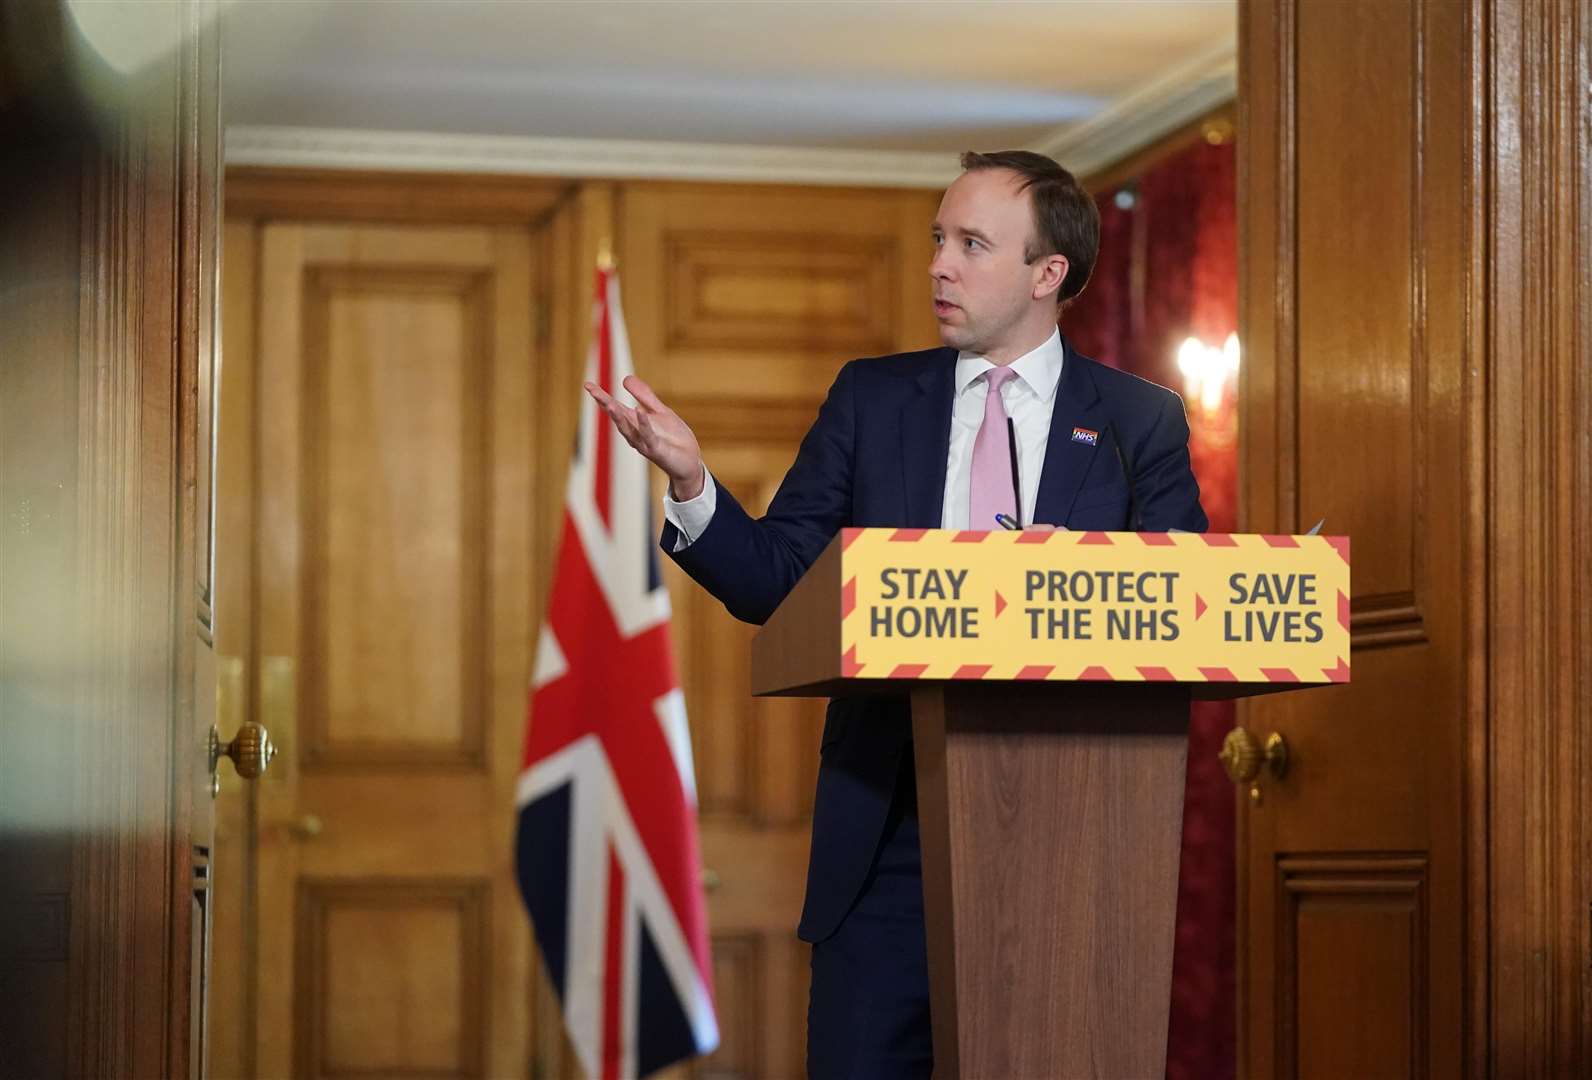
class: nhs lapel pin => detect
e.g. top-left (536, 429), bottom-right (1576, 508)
top-left (1071, 426), bottom-right (1099, 446)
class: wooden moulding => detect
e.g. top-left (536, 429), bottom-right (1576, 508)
top-left (224, 166), bottom-right (570, 225)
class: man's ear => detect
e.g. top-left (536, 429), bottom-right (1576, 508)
top-left (1034, 254), bottom-right (1070, 301)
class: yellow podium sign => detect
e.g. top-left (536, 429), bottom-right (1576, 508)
top-left (837, 528), bottom-right (1350, 685)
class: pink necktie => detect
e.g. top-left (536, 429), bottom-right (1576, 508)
top-left (968, 366), bottom-right (1018, 530)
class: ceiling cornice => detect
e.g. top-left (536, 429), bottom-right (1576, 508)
top-left (1034, 35), bottom-right (1237, 178)
top-left (224, 36), bottom-right (1237, 189)
top-left (224, 127), bottom-right (961, 188)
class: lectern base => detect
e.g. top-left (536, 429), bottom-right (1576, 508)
top-left (912, 682), bottom-right (1190, 1080)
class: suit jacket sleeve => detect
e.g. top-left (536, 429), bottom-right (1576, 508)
top-left (660, 360), bottom-right (857, 624)
top-left (1133, 391), bottom-right (1210, 533)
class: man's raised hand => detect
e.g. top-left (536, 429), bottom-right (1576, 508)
top-left (584, 375), bottom-right (706, 501)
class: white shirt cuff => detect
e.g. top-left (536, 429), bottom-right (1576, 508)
top-left (662, 464), bottom-right (716, 551)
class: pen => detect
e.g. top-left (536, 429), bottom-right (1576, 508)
top-left (994, 513), bottom-right (1020, 531)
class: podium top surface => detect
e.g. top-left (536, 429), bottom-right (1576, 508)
top-left (750, 527), bottom-right (1351, 699)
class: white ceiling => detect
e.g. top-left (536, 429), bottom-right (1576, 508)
top-left (71, 0), bottom-right (1234, 183)
top-left (222, 0), bottom-right (1233, 150)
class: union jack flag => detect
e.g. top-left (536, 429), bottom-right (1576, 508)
top-left (517, 266), bottom-right (718, 1078)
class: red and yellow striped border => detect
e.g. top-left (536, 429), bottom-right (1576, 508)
top-left (837, 529), bottom-right (1350, 685)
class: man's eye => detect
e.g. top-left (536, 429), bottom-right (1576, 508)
top-left (964, 238), bottom-right (981, 251)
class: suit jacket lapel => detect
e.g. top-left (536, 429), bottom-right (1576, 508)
top-left (901, 352), bottom-right (956, 528)
top-left (1034, 344), bottom-right (1106, 525)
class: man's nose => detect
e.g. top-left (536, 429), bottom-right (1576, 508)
top-left (929, 249), bottom-right (954, 280)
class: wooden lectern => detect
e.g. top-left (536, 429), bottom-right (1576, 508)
top-left (750, 527), bottom-right (1350, 1079)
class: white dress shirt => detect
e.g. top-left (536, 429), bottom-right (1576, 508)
top-left (664, 329), bottom-right (1065, 545)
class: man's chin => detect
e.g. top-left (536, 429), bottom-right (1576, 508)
top-left (937, 324), bottom-right (975, 351)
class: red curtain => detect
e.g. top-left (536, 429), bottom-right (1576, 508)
top-left (1063, 137), bottom-right (1238, 1080)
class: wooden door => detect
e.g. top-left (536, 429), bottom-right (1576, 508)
top-left (229, 221), bottom-right (539, 1078)
top-left (620, 182), bottom-right (940, 1077)
top-left (1236, 1), bottom-right (1472, 1075)
top-left (0, 2), bottom-right (222, 1075)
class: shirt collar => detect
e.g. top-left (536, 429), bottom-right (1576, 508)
top-left (954, 328), bottom-right (1065, 403)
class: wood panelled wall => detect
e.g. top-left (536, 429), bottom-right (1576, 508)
top-left (623, 183), bottom-right (939, 1078)
top-left (215, 172), bottom-right (937, 1078)
top-left (1238, 0), bottom-right (1589, 1077)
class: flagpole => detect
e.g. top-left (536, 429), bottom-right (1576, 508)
top-left (518, 236), bottom-right (720, 1075)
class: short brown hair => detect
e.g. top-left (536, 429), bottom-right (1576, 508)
top-left (959, 150), bottom-right (1099, 308)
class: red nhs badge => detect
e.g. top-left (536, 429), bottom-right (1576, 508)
top-left (1071, 426), bottom-right (1099, 445)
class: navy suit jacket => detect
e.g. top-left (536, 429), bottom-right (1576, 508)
top-left (662, 336), bottom-right (1207, 943)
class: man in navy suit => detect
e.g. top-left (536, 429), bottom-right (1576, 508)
top-left (588, 150), bottom-right (1206, 1078)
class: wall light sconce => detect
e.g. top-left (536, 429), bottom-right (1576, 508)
top-left (1176, 332), bottom-right (1240, 413)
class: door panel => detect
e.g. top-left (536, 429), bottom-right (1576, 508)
top-left (1282, 856), bottom-right (1425, 1080)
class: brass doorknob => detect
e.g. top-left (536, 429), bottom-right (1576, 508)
top-left (1219, 728), bottom-right (1287, 804)
top-left (209, 721), bottom-right (276, 780)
